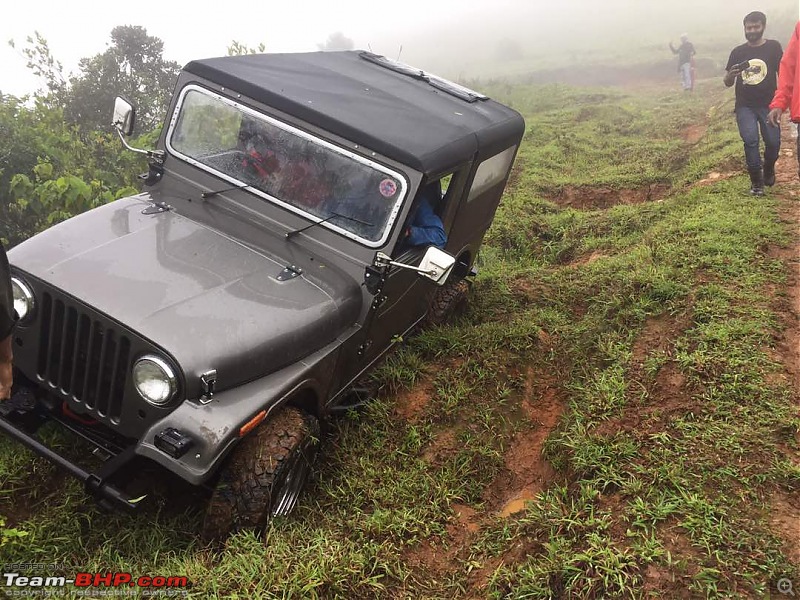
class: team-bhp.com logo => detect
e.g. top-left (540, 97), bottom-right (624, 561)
top-left (3, 572), bottom-right (189, 595)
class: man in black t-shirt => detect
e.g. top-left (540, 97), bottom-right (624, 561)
top-left (724, 11), bottom-right (783, 196)
top-left (0, 241), bottom-right (15, 400)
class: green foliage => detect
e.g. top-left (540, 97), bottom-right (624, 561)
top-left (0, 27), bottom-right (188, 245)
top-left (227, 41), bottom-right (266, 56)
top-left (0, 516), bottom-right (27, 548)
top-left (3, 166), bottom-right (137, 243)
top-left (0, 76), bottom-right (149, 244)
top-left (172, 92), bottom-right (241, 153)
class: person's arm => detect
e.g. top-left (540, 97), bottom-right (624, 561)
top-left (724, 64), bottom-right (744, 87)
top-left (669, 42), bottom-right (678, 54)
top-left (769, 25), bottom-right (798, 125)
top-left (723, 68), bottom-right (741, 87)
top-left (723, 50), bottom-right (741, 87)
top-left (407, 223), bottom-right (447, 248)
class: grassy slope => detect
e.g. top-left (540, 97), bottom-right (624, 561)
top-left (0, 77), bottom-right (798, 599)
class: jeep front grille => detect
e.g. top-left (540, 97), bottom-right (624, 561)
top-left (36, 292), bottom-right (131, 422)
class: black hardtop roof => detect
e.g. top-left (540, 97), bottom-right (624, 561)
top-left (183, 51), bottom-right (525, 175)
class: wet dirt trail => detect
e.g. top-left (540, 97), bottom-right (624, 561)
top-left (767, 124), bottom-right (800, 567)
top-left (772, 125), bottom-right (800, 394)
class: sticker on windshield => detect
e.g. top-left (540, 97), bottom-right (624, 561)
top-left (379, 178), bottom-right (398, 198)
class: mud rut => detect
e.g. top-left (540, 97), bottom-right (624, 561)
top-left (768, 125), bottom-right (800, 567)
top-left (396, 123), bottom-right (800, 593)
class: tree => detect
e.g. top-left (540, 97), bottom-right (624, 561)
top-left (64, 26), bottom-right (180, 133)
top-left (8, 33), bottom-right (67, 106)
top-left (318, 32), bottom-right (354, 52)
top-left (1, 28), bottom-right (169, 245)
top-left (0, 91), bottom-right (148, 245)
top-left (227, 41), bottom-right (266, 56)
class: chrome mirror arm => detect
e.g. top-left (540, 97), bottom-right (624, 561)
top-left (114, 128), bottom-right (166, 164)
top-left (373, 252), bottom-right (441, 278)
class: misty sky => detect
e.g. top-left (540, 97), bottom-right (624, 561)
top-left (1, 0), bottom-right (797, 96)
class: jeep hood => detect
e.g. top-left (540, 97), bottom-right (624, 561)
top-left (9, 195), bottom-right (362, 396)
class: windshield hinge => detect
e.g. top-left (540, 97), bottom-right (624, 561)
top-left (142, 201), bottom-right (172, 215)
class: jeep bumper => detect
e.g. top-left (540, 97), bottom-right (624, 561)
top-left (0, 388), bottom-right (142, 512)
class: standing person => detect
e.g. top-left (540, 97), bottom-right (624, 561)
top-left (767, 21), bottom-right (800, 178)
top-left (670, 34), bottom-right (696, 91)
top-left (724, 11), bottom-right (783, 196)
top-left (0, 241), bottom-right (15, 401)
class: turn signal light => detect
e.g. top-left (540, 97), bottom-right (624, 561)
top-left (239, 410), bottom-right (267, 437)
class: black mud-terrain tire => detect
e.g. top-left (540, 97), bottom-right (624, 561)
top-left (424, 279), bottom-right (470, 327)
top-left (201, 407), bottom-right (319, 543)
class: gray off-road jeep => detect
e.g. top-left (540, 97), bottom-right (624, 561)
top-left (2, 51), bottom-right (524, 541)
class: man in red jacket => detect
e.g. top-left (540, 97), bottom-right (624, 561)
top-left (768, 21), bottom-right (800, 178)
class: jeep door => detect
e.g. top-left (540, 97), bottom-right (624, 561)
top-left (361, 245), bottom-right (434, 363)
top-left (446, 145), bottom-right (518, 253)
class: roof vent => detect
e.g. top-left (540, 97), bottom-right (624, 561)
top-left (359, 52), bottom-right (489, 103)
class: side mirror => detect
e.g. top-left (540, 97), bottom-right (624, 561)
top-left (417, 247), bottom-right (456, 285)
top-left (110, 97), bottom-right (165, 165)
top-left (370, 247), bottom-right (456, 287)
top-left (112, 96), bottom-right (136, 136)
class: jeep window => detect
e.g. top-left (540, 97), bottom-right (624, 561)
top-left (467, 146), bottom-right (517, 202)
top-left (167, 85), bottom-right (408, 246)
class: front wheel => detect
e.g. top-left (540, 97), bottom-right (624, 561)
top-left (424, 279), bottom-right (470, 327)
top-left (201, 406), bottom-right (319, 543)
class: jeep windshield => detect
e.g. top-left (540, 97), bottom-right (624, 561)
top-left (166, 85), bottom-right (408, 246)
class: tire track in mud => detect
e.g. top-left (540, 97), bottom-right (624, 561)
top-left (765, 125), bottom-right (800, 569)
top-left (772, 126), bottom-right (800, 392)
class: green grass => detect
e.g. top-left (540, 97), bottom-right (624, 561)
top-left (1, 78), bottom-right (798, 599)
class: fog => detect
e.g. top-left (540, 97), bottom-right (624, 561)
top-left (0, 0), bottom-right (797, 96)
top-left (382, 0), bottom-right (798, 80)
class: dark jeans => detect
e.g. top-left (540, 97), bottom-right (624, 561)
top-left (735, 105), bottom-right (780, 171)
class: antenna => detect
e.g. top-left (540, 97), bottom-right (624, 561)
top-left (368, 43), bottom-right (373, 52)
top-left (397, 45), bottom-right (403, 61)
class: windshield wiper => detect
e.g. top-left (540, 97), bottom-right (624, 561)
top-left (201, 183), bottom-right (252, 198)
top-left (285, 212), bottom-right (373, 239)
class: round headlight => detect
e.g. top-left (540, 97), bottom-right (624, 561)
top-left (132, 355), bottom-right (177, 406)
top-left (10, 277), bottom-right (35, 322)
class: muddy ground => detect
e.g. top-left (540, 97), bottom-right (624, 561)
top-left (395, 123), bottom-right (800, 595)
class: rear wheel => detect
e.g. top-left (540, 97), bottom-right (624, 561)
top-left (201, 407), bottom-right (319, 543)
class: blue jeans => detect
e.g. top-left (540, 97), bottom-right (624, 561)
top-left (679, 63), bottom-right (692, 90)
top-left (735, 105), bottom-right (780, 171)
